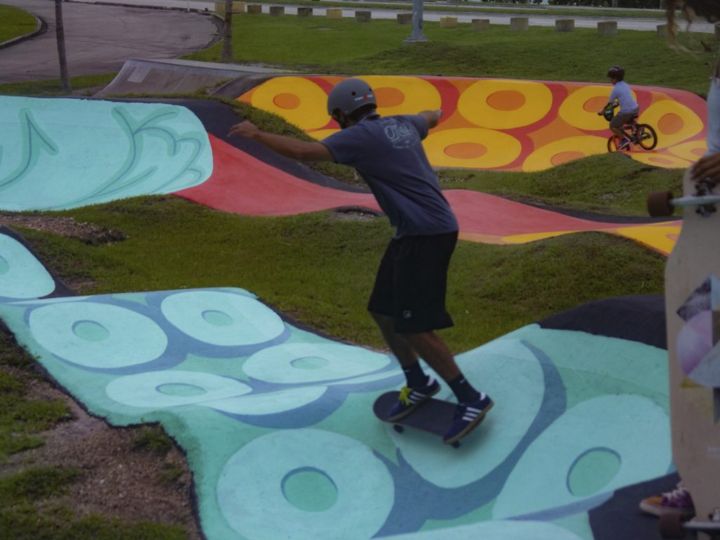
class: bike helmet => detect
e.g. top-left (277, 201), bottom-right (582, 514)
top-left (607, 65), bottom-right (625, 81)
top-left (327, 78), bottom-right (376, 117)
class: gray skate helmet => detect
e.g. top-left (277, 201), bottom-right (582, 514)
top-left (327, 78), bottom-right (376, 117)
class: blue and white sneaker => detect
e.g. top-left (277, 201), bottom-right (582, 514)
top-left (443, 393), bottom-right (494, 445)
top-left (387, 378), bottom-right (441, 421)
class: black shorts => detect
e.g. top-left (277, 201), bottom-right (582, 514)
top-left (367, 231), bottom-right (457, 334)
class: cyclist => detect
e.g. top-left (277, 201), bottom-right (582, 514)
top-left (599, 66), bottom-right (640, 150)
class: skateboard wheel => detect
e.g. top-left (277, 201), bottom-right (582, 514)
top-left (659, 512), bottom-right (686, 539)
top-left (393, 425), bottom-right (404, 434)
top-left (647, 191), bottom-right (674, 217)
top-left (451, 441), bottom-right (461, 449)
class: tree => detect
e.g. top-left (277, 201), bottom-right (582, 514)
top-left (55, 0), bottom-right (71, 92)
top-left (221, 0), bottom-right (233, 62)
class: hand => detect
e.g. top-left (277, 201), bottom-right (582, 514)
top-left (691, 152), bottom-right (720, 186)
top-left (228, 120), bottom-right (260, 139)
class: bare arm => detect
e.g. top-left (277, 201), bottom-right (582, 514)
top-left (419, 110), bottom-right (442, 129)
top-left (228, 120), bottom-right (333, 162)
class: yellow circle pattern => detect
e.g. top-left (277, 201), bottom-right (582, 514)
top-left (522, 136), bottom-right (608, 172)
top-left (668, 140), bottom-right (708, 162)
top-left (359, 76), bottom-right (441, 117)
top-left (250, 76), bottom-right (330, 131)
top-left (558, 85), bottom-right (629, 132)
top-left (640, 100), bottom-right (704, 150)
top-left (458, 79), bottom-right (553, 130)
top-left (238, 76), bottom-right (708, 173)
top-left (423, 128), bottom-right (522, 169)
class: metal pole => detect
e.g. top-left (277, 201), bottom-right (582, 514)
top-left (55, 0), bottom-right (71, 92)
top-left (405, 0), bottom-right (427, 43)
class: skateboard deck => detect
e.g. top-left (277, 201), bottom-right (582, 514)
top-left (651, 171), bottom-right (720, 538)
top-left (373, 391), bottom-right (484, 448)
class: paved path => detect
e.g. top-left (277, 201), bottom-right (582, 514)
top-left (68, 0), bottom-right (715, 33)
top-left (0, 0), bottom-right (219, 83)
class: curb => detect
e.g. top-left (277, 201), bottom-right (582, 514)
top-left (65, 0), bottom-right (213, 13)
top-left (0, 14), bottom-right (47, 50)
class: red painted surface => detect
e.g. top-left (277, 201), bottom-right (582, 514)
top-left (177, 136), bottom-right (638, 238)
top-left (445, 190), bottom-right (619, 236)
top-left (177, 136), bottom-right (379, 215)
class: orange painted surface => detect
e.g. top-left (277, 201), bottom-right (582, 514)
top-left (238, 75), bottom-right (708, 172)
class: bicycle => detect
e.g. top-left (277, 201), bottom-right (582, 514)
top-left (600, 102), bottom-right (658, 153)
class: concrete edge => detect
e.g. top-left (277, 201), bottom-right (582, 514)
top-left (0, 14), bottom-right (47, 50)
top-left (65, 0), bottom-right (217, 15)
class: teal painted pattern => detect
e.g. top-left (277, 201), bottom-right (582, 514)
top-left (0, 97), bottom-right (212, 210)
top-left (0, 285), bottom-right (671, 539)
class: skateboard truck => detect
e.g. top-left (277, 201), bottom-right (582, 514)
top-left (647, 179), bottom-right (720, 218)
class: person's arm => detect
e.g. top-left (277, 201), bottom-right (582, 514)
top-left (228, 120), bottom-right (333, 162)
top-left (691, 152), bottom-right (720, 185)
top-left (418, 110), bottom-right (442, 129)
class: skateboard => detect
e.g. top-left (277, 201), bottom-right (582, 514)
top-left (373, 391), bottom-right (488, 448)
top-left (647, 173), bottom-right (720, 539)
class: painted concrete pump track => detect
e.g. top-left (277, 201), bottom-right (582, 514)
top-left (0, 73), bottom-right (706, 539)
top-left (1, 71), bottom-right (710, 254)
top-left (0, 226), bottom-right (677, 540)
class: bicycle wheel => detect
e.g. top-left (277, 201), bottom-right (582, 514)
top-left (636, 124), bottom-right (658, 150)
top-left (607, 136), bottom-right (618, 152)
top-left (607, 135), bottom-right (630, 152)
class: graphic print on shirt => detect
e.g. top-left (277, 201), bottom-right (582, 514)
top-left (384, 120), bottom-right (419, 150)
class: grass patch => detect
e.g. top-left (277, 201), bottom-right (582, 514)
top-left (0, 5), bottom-right (36, 44)
top-left (228, 0), bottom-right (666, 19)
top-left (0, 74), bottom-right (116, 97)
top-left (0, 506), bottom-right (188, 540)
top-left (0, 467), bottom-right (80, 504)
top-left (188, 15), bottom-right (716, 94)
top-left (13, 196), bottom-right (665, 352)
top-left (132, 426), bottom-right (174, 456)
top-left (0, 332), bottom-right (71, 460)
top-left (440, 153), bottom-right (684, 216)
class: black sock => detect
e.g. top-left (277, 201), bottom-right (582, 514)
top-left (448, 375), bottom-right (480, 404)
top-left (403, 363), bottom-right (429, 388)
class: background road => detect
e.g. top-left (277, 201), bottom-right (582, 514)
top-left (68, 0), bottom-right (715, 33)
top-left (0, 0), bottom-right (219, 83)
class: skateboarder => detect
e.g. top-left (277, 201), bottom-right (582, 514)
top-left (639, 0), bottom-right (720, 518)
top-left (599, 65), bottom-right (639, 149)
top-left (228, 78), bottom-right (493, 444)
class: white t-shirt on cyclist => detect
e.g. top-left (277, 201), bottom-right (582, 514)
top-left (610, 81), bottom-right (639, 114)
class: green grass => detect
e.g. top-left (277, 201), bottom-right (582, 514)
top-left (231, 0), bottom-right (668, 19)
top-left (188, 14), bottom-right (717, 94)
top-left (0, 5), bottom-right (36, 44)
top-left (439, 152), bottom-right (684, 216)
top-left (1, 506), bottom-right (188, 540)
top-left (0, 73), bottom-right (116, 97)
top-left (0, 467), bottom-right (80, 503)
top-left (0, 331), bottom-right (71, 460)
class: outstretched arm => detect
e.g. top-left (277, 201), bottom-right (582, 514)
top-left (419, 109), bottom-right (442, 129)
top-left (228, 120), bottom-right (333, 162)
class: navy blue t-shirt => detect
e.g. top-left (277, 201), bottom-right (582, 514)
top-left (322, 114), bottom-right (458, 238)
